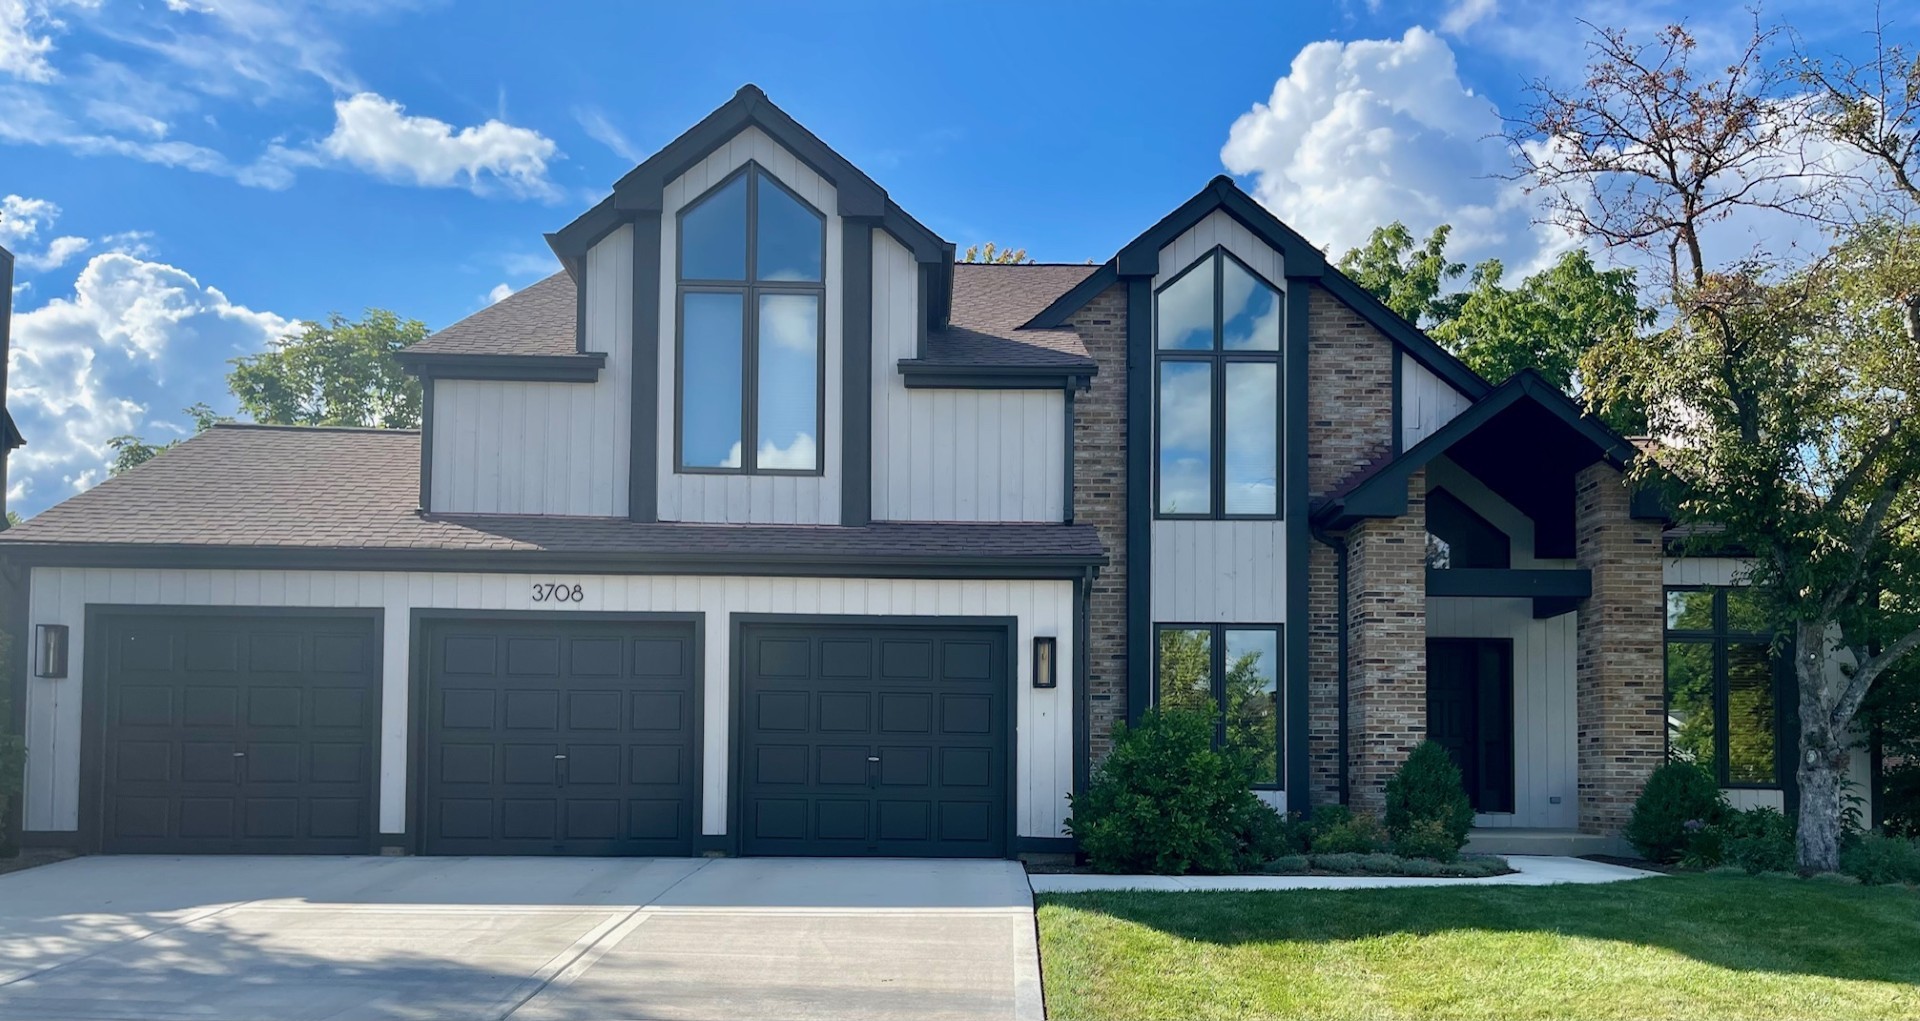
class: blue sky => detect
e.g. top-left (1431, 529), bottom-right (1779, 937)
top-left (0, 0), bottom-right (1879, 515)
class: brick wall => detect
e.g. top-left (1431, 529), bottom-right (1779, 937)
top-left (1070, 284), bottom-right (1129, 760)
top-left (1344, 469), bottom-right (1428, 814)
top-left (1573, 461), bottom-right (1665, 834)
top-left (1304, 282), bottom-right (1399, 808)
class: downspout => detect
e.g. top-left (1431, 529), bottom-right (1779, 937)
top-left (1310, 523), bottom-right (1350, 806)
top-left (1072, 565), bottom-right (1097, 808)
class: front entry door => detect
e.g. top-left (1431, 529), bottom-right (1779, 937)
top-left (1426, 638), bottom-right (1515, 814)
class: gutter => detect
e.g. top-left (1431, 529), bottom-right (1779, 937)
top-left (1310, 523), bottom-right (1350, 807)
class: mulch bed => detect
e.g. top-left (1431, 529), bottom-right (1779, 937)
top-left (0, 848), bottom-right (77, 877)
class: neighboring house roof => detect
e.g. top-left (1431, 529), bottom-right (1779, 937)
top-left (0, 425), bottom-right (1105, 573)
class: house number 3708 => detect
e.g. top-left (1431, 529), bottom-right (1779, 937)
top-left (531, 582), bottom-right (585, 603)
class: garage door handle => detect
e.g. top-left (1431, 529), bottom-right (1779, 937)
top-left (553, 754), bottom-right (568, 760)
top-left (867, 756), bottom-right (880, 762)
top-left (232, 752), bottom-right (246, 757)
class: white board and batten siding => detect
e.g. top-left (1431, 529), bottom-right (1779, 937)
top-left (655, 127), bottom-right (843, 525)
top-left (430, 225), bottom-right (634, 516)
top-left (1147, 211), bottom-right (1288, 625)
top-left (870, 231), bottom-right (1066, 522)
top-left (1400, 353), bottom-right (1473, 452)
top-left (1428, 596), bottom-right (1579, 829)
top-left (22, 568), bottom-right (1078, 842)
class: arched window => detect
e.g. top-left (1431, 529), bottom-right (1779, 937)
top-left (676, 163), bottom-right (826, 475)
top-left (1154, 248), bottom-right (1281, 518)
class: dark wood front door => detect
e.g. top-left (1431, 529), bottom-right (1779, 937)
top-left (1426, 638), bottom-right (1515, 814)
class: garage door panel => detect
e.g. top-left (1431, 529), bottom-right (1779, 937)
top-left (422, 618), bottom-right (697, 856)
top-left (740, 624), bottom-right (1008, 858)
top-left (98, 613), bottom-right (380, 854)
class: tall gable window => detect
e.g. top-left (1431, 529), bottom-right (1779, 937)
top-left (1154, 248), bottom-right (1281, 518)
top-left (676, 163), bottom-right (826, 474)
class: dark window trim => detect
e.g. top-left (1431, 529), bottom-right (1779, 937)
top-left (1151, 621), bottom-right (1285, 791)
top-left (1663, 585), bottom-right (1785, 789)
top-left (1151, 247), bottom-right (1283, 522)
top-left (397, 352), bottom-right (606, 383)
top-left (672, 162), bottom-right (828, 478)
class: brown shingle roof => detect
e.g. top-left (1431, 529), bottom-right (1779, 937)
top-left (0, 425), bottom-right (1105, 567)
top-left (404, 264), bottom-right (1098, 370)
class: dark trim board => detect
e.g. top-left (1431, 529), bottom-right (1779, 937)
top-left (1124, 276), bottom-right (1152, 726)
top-left (726, 613), bottom-right (1022, 859)
top-left (1284, 273), bottom-right (1312, 813)
top-left (841, 217), bottom-right (876, 525)
top-left (896, 362), bottom-right (1096, 391)
top-left (1425, 568), bottom-right (1593, 600)
top-left (76, 605), bottom-right (386, 856)
top-left (629, 212), bottom-right (663, 522)
top-left (405, 608), bottom-right (705, 856)
top-left (398, 352), bottom-right (606, 383)
top-left (417, 379), bottom-right (435, 512)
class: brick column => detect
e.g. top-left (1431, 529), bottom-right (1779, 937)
top-left (1344, 469), bottom-right (1427, 815)
top-left (1573, 461), bottom-right (1666, 834)
top-left (1070, 285), bottom-right (1129, 761)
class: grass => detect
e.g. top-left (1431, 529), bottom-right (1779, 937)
top-left (1037, 874), bottom-right (1920, 1020)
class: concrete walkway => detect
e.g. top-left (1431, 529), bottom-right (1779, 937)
top-left (1027, 854), bottom-right (1661, 893)
top-left (0, 855), bottom-right (1043, 1021)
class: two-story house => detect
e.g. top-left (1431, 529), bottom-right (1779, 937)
top-left (2, 87), bottom-right (1707, 859)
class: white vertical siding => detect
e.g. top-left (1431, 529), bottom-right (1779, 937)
top-left (23, 568), bottom-right (1077, 841)
top-left (1401, 352), bottom-right (1473, 451)
top-left (1148, 520), bottom-right (1286, 624)
top-left (1158, 209), bottom-right (1284, 283)
top-left (656, 127), bottom-right (842, 524)
top-left (1663, 557), bottom-right (1748, 587)
top-left (430, 226), bottom-right (633, 516)
top-left (868, 232), bottom-right (1066, 522)
top-left (1427, 596), bottom-right (1579, 829)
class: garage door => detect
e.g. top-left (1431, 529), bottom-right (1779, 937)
top-left (97, 612), bottom-right (379, 854)
top-left (738, 622), bottom-right (1009, 857)
top-left (422, 618), bottom-right (699, 856)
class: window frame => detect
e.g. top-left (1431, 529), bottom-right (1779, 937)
top-left (1152, 247), bottom-right (1284, 522)
top-left (1663, 585), bottom-right (1785, 789)
top-left (1152, 622), bottom-right (1285, 790)
top-left (672, 162), bottom-right (829, 477)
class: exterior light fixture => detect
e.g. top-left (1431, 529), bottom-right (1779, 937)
top-left (1032, 636), bottom-right (1057, 689)
top-left (35, 624), bottom-right (68, 679)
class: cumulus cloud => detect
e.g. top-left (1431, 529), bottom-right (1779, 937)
top-left (0, 193), bottom-right (153, 274)
top-left (7, 251), bottom-right (291, 511)
top-left (1221, 27), bottom-right (1574, 276)
top-left (299, 92), bottom-right (561, 199)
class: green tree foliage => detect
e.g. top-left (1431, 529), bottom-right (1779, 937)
top-left (106, 403), bottom-right (231, 475)
top-left (229, 310), bottom-right (425, 428)
top-left (1336, 222), bottom-right (1464, 327)
top-left (959, 242), bottom-right (1030, 265)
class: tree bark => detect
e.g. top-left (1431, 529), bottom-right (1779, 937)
top-left (1794, 620), bottom-right (1850, 872)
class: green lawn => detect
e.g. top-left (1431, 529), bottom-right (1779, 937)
top-left (1036, 875), bottom-right (1920, 1020)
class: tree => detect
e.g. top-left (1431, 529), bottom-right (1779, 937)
top-left (229, 310), bottom-right (425, 429)
top-left (106, 403), bottom-right (231, 475)
top-left (1336, 222), bottom-right (1464, 327)
top-left (1153, 629), bottom-right (1278, 785)
top-left (1521, 17), bottom-right (1920, 870)
top-left (960, 242), bottom-right (1030, 265)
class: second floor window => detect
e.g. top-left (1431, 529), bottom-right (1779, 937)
top-left (677, 163), bottom-right (826, 475)
top-left (1155, 248), bottom-right (1281, 518)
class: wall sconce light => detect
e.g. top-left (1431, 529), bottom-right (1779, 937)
top-left (35, 624), bottom-right (68, 679)
top-left (1032, 636), bottom-right (1057, 689)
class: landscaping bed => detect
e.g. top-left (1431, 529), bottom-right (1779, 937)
top-left (1029, 851), bottom-right (1513, 879)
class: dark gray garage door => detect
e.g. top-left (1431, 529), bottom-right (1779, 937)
top-left (738, 622), bottom-right (1009, 858)
top-left (422, 618), bottom-right (699, 856)
top-left (96, 612), bottom-right (379, 854)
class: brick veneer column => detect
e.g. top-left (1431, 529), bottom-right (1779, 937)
top-left (1573, 461), bottom-right (1666, 834)
top-left (1070, 284), bottom-right (1129, 761)
top-left (1344, 469), bottom-right (1427, 815)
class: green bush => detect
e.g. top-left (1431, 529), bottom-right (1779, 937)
top-left (1626, 761), bottom-right (1727, 863)
top-left (1261, 854), bottom-right (1310, 874)
top-left (1720, 808), bottom-right (1796, 874)
top-left (1393, 817), bottom-right (1463, 862)
top-left (1238, 799), bottom-right (1297, 862)
top-left (1840, 833), bottom-right (1920, 886)
top-left (1307, 805), bottom-right (1389, 854)
top-left (1383, 741), bottom-right (1474, 853)
top-left (1066, 708), bottom-right (1278, 874)
top-left (1881, 762), bottom-right (1920, 840)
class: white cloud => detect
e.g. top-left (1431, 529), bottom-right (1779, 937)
top-left (16, 234), bottom-right (85, 270)
top-left (0, 191), bottom-right (57, 243)
top-left (485, 282), bottom-right (512, 305)
top-left (1438, 0), bottom-right (1496, 35)
top-left (1221, 27), bottom-right (1575, 276)
top-left (7, 251), bottom-right (291, 511)
top-left (0, 193), bottom-right (154, 274)
top-left (575, 106), bottom-right (641, 164)
top-left (0, 0), bottom-right (80, 83)
top-left (306, 92), bottom-right (561, 200)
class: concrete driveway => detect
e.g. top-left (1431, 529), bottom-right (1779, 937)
top-left (0, 855), bottom-right (1043, 1021)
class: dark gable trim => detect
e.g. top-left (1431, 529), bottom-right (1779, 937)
top-left (1025, 261), bottom-right (1118, 331)
top-left (0, 544), bottom-right (1105, 579)
top-left (1284, 272), bottom-right (1312, 813)
top-left (1317, 370), bottom-right (1640, 524)
top-left (1124, 275), bottom-right (1152, 726)
top-left (841, 218), bottom-right (876, 526)
top-left (418, 379), bottom-right (435, 512)
top-left (545, 196), bottom-right (625, 277)
top-left (397, 352), bottom-right (605, 383)
top-left (630, 212), bottom-right (663, 522)
top-left (896, 362), bottom-right (1095, 391)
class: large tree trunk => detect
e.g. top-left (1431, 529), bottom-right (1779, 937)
top-left (1794, 620), bottom-right (1849, 872)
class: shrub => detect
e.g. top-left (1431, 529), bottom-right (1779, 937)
top-left (1262, 854), bottom-right (1310, 874)
top-left (1393, 817), bottom-right (1463, 862)
top-left (1383, 741), bottom-right (1474, 854)
top-left (1309, 852), bottom-right (1367, 874)
top-left (1882, 762), bottom-right (1920, 840)
top-left (1308, 805), bottom-right (1389, 854)
top-left (1238, 800), bottom-right (1297, 862)
top-left (1066, 708), bottom-right (1276, 874)
top-left (1840, 833), bottom-right (1920, 886)
top-left (1720, 808), bottom-right (1796, 875)
top-left (1625, 761), bottom-right (1727, 863)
